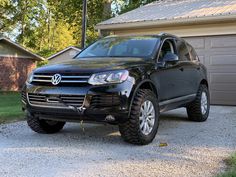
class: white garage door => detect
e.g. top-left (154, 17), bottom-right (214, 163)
top-left (185, 35), bottom-right (236, 106)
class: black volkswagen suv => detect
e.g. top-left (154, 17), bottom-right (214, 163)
top-left (22, 33), bottom-right (210, 145)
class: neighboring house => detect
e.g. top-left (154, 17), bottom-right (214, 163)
top-left (0, 37), bottom-right (44, 91)
top-left (96, 0), bottom-right (236, 106)
top-left (47, 46), bottom-right (81, 64)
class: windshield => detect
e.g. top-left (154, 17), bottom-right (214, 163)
top-left (76, 36), bottom-right (160, 59)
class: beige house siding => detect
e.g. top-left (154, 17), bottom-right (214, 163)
top-left (49, 48), bottom-right (79, 64)
top-left (110, 22), bottom-right (236, 37)
top-left (0, 40), bottom-right (34, 58)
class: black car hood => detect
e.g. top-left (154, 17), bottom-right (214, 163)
top-left (34, 57), bottom-right (150, 74)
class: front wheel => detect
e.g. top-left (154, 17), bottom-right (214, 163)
top-left (27, 113), bottom-right (65, 134)
top-left (119, 89), bottom-right (159, 145)
top-left (186, 84), bottom-right (210, 122)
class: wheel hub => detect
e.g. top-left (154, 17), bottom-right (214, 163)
top-left (139, 100), bottom-right (155, 135)
top-left (201, 91), bottom-right (208, 115)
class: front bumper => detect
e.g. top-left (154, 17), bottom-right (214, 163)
top-left (22, 80), bottom-right (134, 124)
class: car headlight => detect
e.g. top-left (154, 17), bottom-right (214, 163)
top-left (88, 70), bottom-right (129, 85)
top-left (27, 73), bottom-right (34, 83)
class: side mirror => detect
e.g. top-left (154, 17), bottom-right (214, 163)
top-left (163, 53), bottom-right (179, 63)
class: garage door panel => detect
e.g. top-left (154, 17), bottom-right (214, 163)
top-left (211, 91), bottom-right (236, 105)
top-left (211, 84), bottom-right (236, 91)
top-left (185, 35), bottom-right (236, 105)
top-left (210, 73), bottom-right (236, 84)
top-left (210, 55), bottom-right (236, 66)
top-left (210, 36), bottom-right (236, 48)
top-left (198, 55), bottom-right (205, 64)
top-left (208, 68), bottom-right (236, 73)
top-left (185, 38), bottom-right (205, 49)
top-left (206, 49), bottom-right (236, 55)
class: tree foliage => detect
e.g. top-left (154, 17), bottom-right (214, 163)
top-left (113, 0), bottom-right (157, 15)
top-left (0, 0), bottom-right (17, 34)
top-left (1, 0), bottom-right (156, 58)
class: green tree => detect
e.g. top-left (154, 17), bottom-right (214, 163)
top-left (53, 0), bottom-right (112, 47)
top-left (32, 20), bottom-right (77, 58)
top-left (0, 0), bottom-right (17, 34)
top-left (14, 0), bottom-right (45, 46)
top-left (113, 0), bottom-right (157, 15)
top-left (2, 0), bottom-right (152, 58)
top-left (12, 0), bottom-right (77, 57)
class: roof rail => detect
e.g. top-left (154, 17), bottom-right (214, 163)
top-left (159, 32), bottom-right (173, 36)
top-left (159, 32), bottom-right (167, 36)
top-left (158, 32), bottom-right (178, 38)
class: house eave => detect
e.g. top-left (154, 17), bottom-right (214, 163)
top-left (0, 37), bottom-right (45, 61)
top-left (96, 14), bottom-right (236, 31)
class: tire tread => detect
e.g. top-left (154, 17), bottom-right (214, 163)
top-left (187, 84), bottom-right (209, 122)
top-left (119, 89), bottom-right (159, 145)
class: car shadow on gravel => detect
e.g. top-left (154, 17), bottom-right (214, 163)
top-left (60, 110), bottom-right (189, 138)
top-left (22, 109), bottom-right (192, 146)
top-left (17, 108), bottom-right (193, 146)
top-left (160, 113), bottom-right (189, 122)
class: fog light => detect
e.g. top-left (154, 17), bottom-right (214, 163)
top-left (105, 115), bottom-right (115, 121)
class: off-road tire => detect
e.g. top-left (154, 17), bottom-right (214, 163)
top-left (119, 89), bottom-right (159, 145)
top-left (27, 113), bottom-right (65, 134)
top-left (186, 84), bottom-right (210, 122)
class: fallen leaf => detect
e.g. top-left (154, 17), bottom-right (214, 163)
top-left (159, 142), bottom-right (168, 147)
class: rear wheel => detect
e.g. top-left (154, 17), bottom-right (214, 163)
top-left (186, 84), bottom-right (210, 122)
top-left (27, 113), bottom-right (65, 134)
top-left (119, 89), bottom-right (159, 145)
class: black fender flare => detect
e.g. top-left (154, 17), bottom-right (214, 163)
top-left (128, 79), bottom-right (159, 117)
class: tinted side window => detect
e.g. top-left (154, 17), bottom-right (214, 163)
top-left (176, 40), bottom-right (191, 61)
top-left (158, 39), bottom-right (176, 62)
top-left (187, 43), bottom-right (199, 61)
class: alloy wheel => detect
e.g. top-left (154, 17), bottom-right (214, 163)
top-left (201, 91), bottom-right (208, 115)
top-left (139, 100), bottom-right (155, 135)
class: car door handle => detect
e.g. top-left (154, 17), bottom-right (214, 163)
top-left (179, 68), bottom-right (184, 72)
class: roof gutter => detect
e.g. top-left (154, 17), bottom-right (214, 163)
top-left (95, 14), bottom-right (236, 30)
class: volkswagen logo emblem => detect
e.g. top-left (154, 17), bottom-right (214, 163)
top-left (51, 74), bottom-right (62, 85)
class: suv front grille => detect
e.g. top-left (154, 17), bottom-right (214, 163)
top-left (28, 93), bottom-right (85, 108)
top-left (32, 73), bottom-right (91, 85)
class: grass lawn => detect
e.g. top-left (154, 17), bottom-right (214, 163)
top-left (218, 153), bottom-right (236, 177)
top-left (0, 92), bottom-right (24, 124)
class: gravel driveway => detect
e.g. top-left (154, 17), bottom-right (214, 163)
top-left (0, 106), bottom-right (235, 177)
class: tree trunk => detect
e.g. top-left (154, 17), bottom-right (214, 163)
top-left (47, 8), bottom-right (51, 49)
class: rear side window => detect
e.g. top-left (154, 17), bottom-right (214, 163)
top-left (186, 43), bottom-right (199, 61)
top-left (158, 39), bottom-right (176, 62)
top-left (176, 40), bottom-right (191, 61)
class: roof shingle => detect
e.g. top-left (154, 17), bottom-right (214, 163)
top-left (97, 0), bottom-right (236, 26)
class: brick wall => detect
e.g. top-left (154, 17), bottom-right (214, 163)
top-left (0, 57), bottom-right (36, 91)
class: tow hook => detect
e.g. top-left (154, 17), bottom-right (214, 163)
top-left (68, 106), bottom-right (86, 115)
top-left (77, 106), bottom-right (86, 114)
